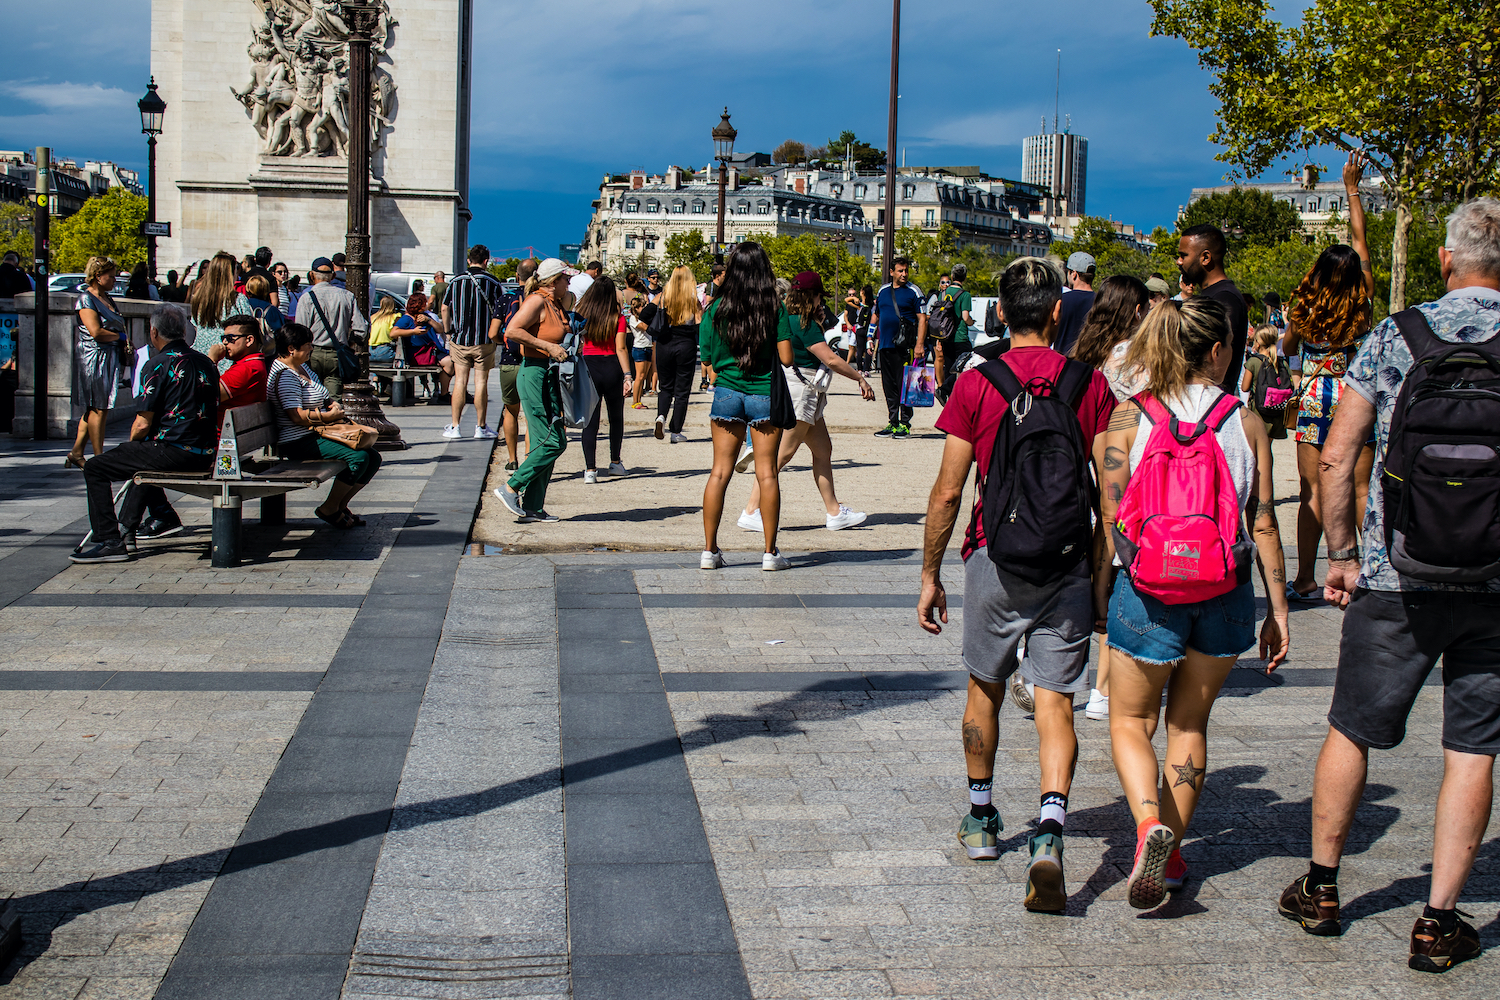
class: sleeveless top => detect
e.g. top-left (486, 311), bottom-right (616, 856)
top-left (519, 293), bottom-right (567, 358)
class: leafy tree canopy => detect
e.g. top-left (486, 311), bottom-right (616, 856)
top-left (892, 224), bottom-right (1015, 295)
top-left (0, 203), bottom-right (34, 264)
top-left (50, 188), bottom-right (147, 272)
top-left (746, 231), bottom-right (875, 296)
top-left (772, 140), bottom-right (807, 165)
top-left (663, 229), bottom-right (714, 283)
top-left (825, 131), bottom-right (885, 171)
top-left (487, 258), bottom-right (520, 281)
top-left (1178, 188), bottom-right (1304, 251)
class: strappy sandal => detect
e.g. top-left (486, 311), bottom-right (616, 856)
top-left (341, 510), bottom-right (366, 527)
top-left (315, 507), bottom-right (352, 530)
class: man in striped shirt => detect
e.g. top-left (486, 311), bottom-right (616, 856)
top-left (440, 244), bottom-right (508, 440)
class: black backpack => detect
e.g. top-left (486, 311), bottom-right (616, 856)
top-left (1249, 354), bottom-right (1294, 415)
top-left (929, 290), bottom-right (959, 340)
top-left (1382, 308), bottom-right (1500, 582)
top-left (973, 357), bottom-right (1096, 585)
top-left (984, 299), bottom-right (1002, 337)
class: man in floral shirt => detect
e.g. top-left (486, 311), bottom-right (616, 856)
top-left (1279, 198), bottom-right (1500, 972)
top-left (74, 307), bottom-right (220, 564)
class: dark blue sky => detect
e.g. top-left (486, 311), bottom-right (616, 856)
top-left (4, 1), bottom-right (1314, 259)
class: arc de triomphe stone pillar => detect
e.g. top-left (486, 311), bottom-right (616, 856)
top-left (150, 1), bottom-right (473, 275)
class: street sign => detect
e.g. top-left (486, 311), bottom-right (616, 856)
top-left (140, 221), bottom-right (171, 237)
top-left (713, 242), bottom-right (734, 256)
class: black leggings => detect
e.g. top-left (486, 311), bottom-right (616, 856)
top-left (583, 355), bottom-right (625, 468)
top-left (654, 336), bottom-right (697, 434)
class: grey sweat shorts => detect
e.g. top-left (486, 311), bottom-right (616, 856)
top-left (962, 554), bottom-right (1093, 694)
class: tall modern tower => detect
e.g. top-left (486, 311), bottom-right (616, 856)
top-left (1022, 125), bottom-right (1087, 218)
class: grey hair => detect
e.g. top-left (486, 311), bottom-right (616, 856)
top-left (775, 277), bottom-right (791, 302)
top-left (1446, 198), bottom-right (1500, 279)
top-left (151, 306), bottom-right (188, 342)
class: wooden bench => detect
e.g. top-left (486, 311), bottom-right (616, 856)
top-left (368, 337), bottom-right (442, 407)
top-left (133, 402), bottom-right (346, 568)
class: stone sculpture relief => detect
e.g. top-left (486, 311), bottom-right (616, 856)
top-left (233, 0), bottom-right (396, 158)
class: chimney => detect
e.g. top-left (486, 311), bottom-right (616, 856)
top-left (630, 170), bottom-right (645, 190)
top-left (666, 166), bottom-right (681, 189)
top-left (794, 176), bottom-right (806, 195)
top-left (728, 166), bottom-right (740, 190)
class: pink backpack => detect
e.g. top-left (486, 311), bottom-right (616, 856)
top-left (1113, 391), bottom-right (1253, 604)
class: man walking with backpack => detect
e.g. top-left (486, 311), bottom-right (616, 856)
top-left (1279, 198), bottom-right (1500, 972)
top-left (918, 257), bottom-right (1117, 913)
top-left (873, 257), bottom-right (927, 439)
top-left (923, 264), bottom-right (974, 389)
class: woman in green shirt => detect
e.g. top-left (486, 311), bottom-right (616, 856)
top-left (699, 242), bottom-right (791, 571)
top-left (739, 271), bottom-right (876, 534)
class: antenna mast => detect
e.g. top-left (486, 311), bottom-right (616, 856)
top-left (1054, 49), bottom-right (1061, 133)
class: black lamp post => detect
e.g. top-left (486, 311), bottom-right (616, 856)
top-left (137, 78), bottom-right (166, 283)
top-left (712, 108), bottom-right (737, 264)
top-left (821, 233), bottom-right (855, 300)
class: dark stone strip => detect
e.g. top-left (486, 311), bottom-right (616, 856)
top-left (11, 593), bottom-right (366, 608)
top-left (557, 567), bottom-right (752, 1000)
top-left (0, 670), bottom-right (324, 691)
top-left (640, 592), bottom-right (962, 609)
top-left (0, 514), bottom-right (91, 610)
top-left (153, 439), bottom-right (493, 1000)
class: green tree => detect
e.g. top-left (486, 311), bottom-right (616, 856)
top-left (1149, 0), bottom-right (1500, 312)
top-left (1225, 236), bottom-right (1333, 317)
top-left (487, 257), bottom-right (520, 281)
top-left (662, 229), bottom-right (714, 282)
top-left (0, 203), bottom-right (34, 264)
top-left (1366, 206), bottom-right (1450, 319)
top-left (826, 130), bottom-right (885, 171)
top-left (1177, 188), bottom-right (1304, 251)
top-left (49, 188), bottom-right (147, 272)
top-left (772, 140), bottom-right (807, 165)
top-left (746, 231), bottom-right (875, 296)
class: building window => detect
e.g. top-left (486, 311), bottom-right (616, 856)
top-left (607, 197), bottom-right (615, 208)
top-left (925, 209), bottom-right (935, 226)
top-left (691, 201), bottom-right (705, 214)
top-left (625, 235), bottom-right (637, 248)
top-left (831, 185), bottom-right (843, 198)
top-left (671, 201), bottom-right (685, 214)
top-left (625, 201), bottom-right (639, 213)
top-left (646, 200), bottom-right (660, 213)
top-left (645, 239), bottom-right (656, 250)
top-left (1328, 197), bottom-right (1340, 212)
top-left (736, 200), bottom-right (750, 215)
top-left (902, 184), bottom-right (915, 199)
top-left (875, 235), bottom-right (883, 255)
top-left (877, 209), bottom-right (885, 225)
top-left (901, 209), bottom-right (910, 227)
top-left (757, 201), bottom-right (770, 215)
top-left (854, 184), bottom-right (867, 199)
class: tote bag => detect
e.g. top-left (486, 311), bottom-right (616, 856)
top-left (902, 362), bottom-right (937, 407)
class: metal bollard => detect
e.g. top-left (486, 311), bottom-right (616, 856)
top-left (212, 493), bottom-right (243, 568)
top-left (391, 375), bottom-right (408, 407)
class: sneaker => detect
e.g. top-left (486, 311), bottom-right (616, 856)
top-left (733, 441), bottom-right (754, 472)
top-left (583, 469), bottom-right (598, 484)
top-left (1277, 875), bottom-right (1342, 936)
top-left (956, 811), bottom-right (1002, 860)
top-left (654, 414), bottom-right (666, 440)
top-left (1163, 848), bottom-right (1188, 890)
top-left (135, 516), bottom-right (184, 540)
top-left (1127, 820), bottom-right (1175, 909)
top-left (873, 424), bottom-right (896, 438)
top-left (1409, 912), bottom-right (1481, 973)
top-left (474, 425), bottom-right (499, 439)
top-left (607, 462), bottom-right (627, 476)
top-left (700, 549), bottom-right (725, 571)
top-left (1085, 689), bottom-right (1109, 721)
top-left (892, 423), bottom-right (911, 439)
top-left (762, 549), bottom-right (791, 572)
top-left (527, 510), bottom-right (560, 523)
top-left (1024, 833), bottom-right (1067, 913)
top-left (1009, 671), bottom-right (1035, 714)
top-left (69, 540), bottom-right (131, 564)
top-left (493, 487), bottom-right (526, 518)
top-left (825, 505), bottom-right (867, 531)
top-left (442, 425), bottom-right (462, 439)
top-left (505, 461), bottom-right (519, 472)
top-left (670, 433), bottom-right (688, 444)
top-left (699, 379), bottom-right (710, 390)
top-left (122, 531), bottom-right (137, 554)
top-left (737, 509), bottom-right (763, 532)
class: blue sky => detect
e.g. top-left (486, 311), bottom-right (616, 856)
top-left (3, 1), bottom-right (1313, 258)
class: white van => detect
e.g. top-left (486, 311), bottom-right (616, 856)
top-left (369, 272), bottom-right (433, 308)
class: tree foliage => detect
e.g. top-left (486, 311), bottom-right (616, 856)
top-left (1178, 188), bottom-right (1304, 251)
top-left (1149, 0), bottom-right (1500, 311)
top-left (772, 140), bottom-right (807, 165)
top-left (0, 203), bottom-right (34, 264)
top-left (49, 188), bottom-right (147, 272)
top-left (825, 131), bottom-right (885, 171)
top-left (487, 257), bottom-right (520, 282)
top-left (891, 224), bottom-right (1015, 295)
top-left (662, 229), bottom-right (714, 283)
top-left (745, 231), bottom-right (875, 296)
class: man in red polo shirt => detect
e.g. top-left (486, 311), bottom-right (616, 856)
top-left (215, 314), bottom-right (270, 428)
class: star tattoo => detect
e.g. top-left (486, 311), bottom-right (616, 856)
top-left (1172, 755), bottom-right (1206, 790)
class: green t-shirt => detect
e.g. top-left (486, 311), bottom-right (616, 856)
top-left (779, 311), bottom-right (826, 369)
top-left (699, 300), bottom-right (792, 394)
top-left (942, 285), bottom-right (973, 342)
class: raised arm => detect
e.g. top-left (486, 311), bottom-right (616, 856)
top-left (1242, 410), bottom-right (1289, 671)
top-left (918, 435), bottom-right (976, 635)
top-left (808, 340), bottom-right (875, 399)
top-left (1343, 151), bottom-right (1375, 298)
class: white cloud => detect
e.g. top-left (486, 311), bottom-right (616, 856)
top-left (0, 80), bottom-right (136, 115)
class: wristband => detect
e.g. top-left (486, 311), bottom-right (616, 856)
top-left (1327, 546), bottom-right (1360, 562)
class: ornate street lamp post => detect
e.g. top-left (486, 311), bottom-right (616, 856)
top-left (712, 108), bottom-right (737, 264)
top-left (137, 78), bottom-right (166, 283)
top-left (821, 233), bottom-right (855, 303)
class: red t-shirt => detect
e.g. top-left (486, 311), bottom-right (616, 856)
top-left (934, 346), bottom-right (1117, 559)
top-left (218, 353), bottom-right (270, 433)
top-left (582, 316), bottom-right (627, 357)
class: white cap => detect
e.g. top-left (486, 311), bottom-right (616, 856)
top-left (536, 258), bottom-right (578, 282)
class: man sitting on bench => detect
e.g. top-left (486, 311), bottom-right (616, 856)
top-left (72, 307), bottom-right (220, 564)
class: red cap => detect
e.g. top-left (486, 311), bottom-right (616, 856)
top-left (791, 271), bottom-right (825, 295)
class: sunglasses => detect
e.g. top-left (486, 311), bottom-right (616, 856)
top-left (220, 332), bottom-right (255, 342)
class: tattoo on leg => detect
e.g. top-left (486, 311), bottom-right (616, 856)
top-left (962, 722), bottom-right (986, 757)
top-left (1172, 754), bottom-right (1207, 789)
top-left (1140, 799), bottom-right (1158, 807)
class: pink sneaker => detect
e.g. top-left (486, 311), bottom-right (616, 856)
top-left (1128, 819), bottom-right (1175, 909)
top-left (1163, 847), bottom-right (1188, 890)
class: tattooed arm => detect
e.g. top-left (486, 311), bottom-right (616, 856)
top-left (1095, 400), bottom-right (1140, 625)
top-left (1243, 409), bottom-right (1290, 671)
top-left (918, 434), bottom-right (976, 636)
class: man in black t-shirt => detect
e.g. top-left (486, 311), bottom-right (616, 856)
top-left (1177, 224), bottom-right (1248, 393)
top-left (1052, 252), bottom-right (1096, 357)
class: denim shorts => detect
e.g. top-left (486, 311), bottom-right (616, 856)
top-left (1107, 574), bottom-right (1256, 665)
top-left (709, 385), bottom-right (772, 426)
top-left (631, 347), bottom-right (652, 363)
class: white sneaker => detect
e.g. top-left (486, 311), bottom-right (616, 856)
top-left (670, 433), bottom-right (687, 444)
top-left (737, 509), bottom-right (763, 532)
top-left (442, 425), bottom-right (462, 439)
top-left (654, 414), bottom-right (665, 440)
top-left (474, 424), bottom-right (499, 439)
top-left (607, 461), bottom-right (627, 476)
top-left (583, 469), bottom-right (598, 484)
top-left (733, 442), bottom-right (754, 472)
top-left (825, 505), bottom-right (867, 531)
top-left (700, 549), bottom-right (725, 571)
top-left (1085, 689), bottom-right (1109, 721)
top-left (762, 549), bottom-right (791, 572)
top-left (493, 487), bottom-right (526, 518)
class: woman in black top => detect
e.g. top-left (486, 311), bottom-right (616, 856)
top-left (653, 266), bottom-right (703, 442)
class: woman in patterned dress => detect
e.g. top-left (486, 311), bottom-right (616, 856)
top-left (66, 257), bottom-right (125, 469)
top-left (1282, 152), bottom-right (1376, 600)
top-left (189, 253), bottom-right (252, 374)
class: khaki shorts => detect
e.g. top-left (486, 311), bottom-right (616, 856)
top-left (449, 341), bottom-right (496, 371)
top-left (498, 364), bottom-right (521, 406)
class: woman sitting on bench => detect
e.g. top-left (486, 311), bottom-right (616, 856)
top-left (267, 323), bottom-right (383, 530)
top-left (393, 292), bottom-right (454, 403)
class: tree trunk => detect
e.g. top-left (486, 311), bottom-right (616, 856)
top-left (1389, 199), bottom-right (1413, 314)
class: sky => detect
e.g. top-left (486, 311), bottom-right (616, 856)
top-left (3, 1), bottom-right (1315, 259)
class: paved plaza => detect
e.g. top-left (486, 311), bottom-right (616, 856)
top-left (0, 375), bottom-right (1495, 999)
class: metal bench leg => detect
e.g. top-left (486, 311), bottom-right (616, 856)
top-left (391, 375), bottom-right (408, 407)
top-left (212, 494), bottom-right (243, 568)
top-left (261, 493), bottom-right (286, 526)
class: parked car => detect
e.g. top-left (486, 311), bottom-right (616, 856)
top-left (370, 272), bottom-right (433, 310)
top-left (48, 273), bottom-right (131, 297)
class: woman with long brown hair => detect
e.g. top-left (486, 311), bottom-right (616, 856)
top-left (1282, 152), bottom-right (1376, 601)
top-left (576, 277), bottom-right (632, 482)
top-left (189, 253), bottom-right (251, 370)
top-left (66, 256), bottom-right (125, 469)
top-left (1072, 275), bottom-right (1150, 403)
top-left (653, 266), bottom-right (703, 442)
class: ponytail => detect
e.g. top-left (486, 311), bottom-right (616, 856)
top-left (1124, 297), bottom-right (1229, 401)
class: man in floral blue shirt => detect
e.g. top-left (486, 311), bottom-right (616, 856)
top-left (74, 307), bottom-right (219, 564)
top-left (1279, 198), bottom-right (1500, 972)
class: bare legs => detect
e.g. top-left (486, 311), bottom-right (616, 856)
top-left (961, 676), bottom-right (1077, 805)
top-left (450, 362), bottom-right (488, 430)
top-left (742, 418), bottom-right (844, 520)
top-left (632, 357), bottom-right (652, 407)
top-left (70, 407), bottom-right (108, 464)
top-left (1293, 441), bottom-right (1373, 593)
top-left (503, 402), bottom-right (521, 465)
top-left (703, 420), bottom-right (782, 555)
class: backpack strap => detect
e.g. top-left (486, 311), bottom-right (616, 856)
top-left (976, 358), bottom-right (1024, 402)
top-left (1135, 390), bottom-right (1240, 444)
top-left (1133, 392), bottom-right (1170, 425)
top-left (1205, 390), bottom-right (1244, 431)
top-left (1054, 358), bottom-right (1092, 409)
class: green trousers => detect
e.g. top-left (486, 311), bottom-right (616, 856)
top-left (509, 362), bottom-right (568, 512)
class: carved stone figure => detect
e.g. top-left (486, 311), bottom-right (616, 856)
top-left (234, 0), bottom-right (397, 158)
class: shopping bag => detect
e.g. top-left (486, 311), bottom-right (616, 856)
top-left (557, 355), bottom-right (600, 429)
top-left (901, 363), bottom-right (936, 407)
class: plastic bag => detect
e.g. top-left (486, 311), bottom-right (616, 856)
top-left (901, 363), bottom-right (936, 407)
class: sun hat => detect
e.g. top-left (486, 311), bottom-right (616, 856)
top-left (1145, 276), bottom-right (1171, 296)
top-left (536, 258), bottom-right (578, 282)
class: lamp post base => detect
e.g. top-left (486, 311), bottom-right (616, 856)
top-left (340, 378), bottom-right (406, 451)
